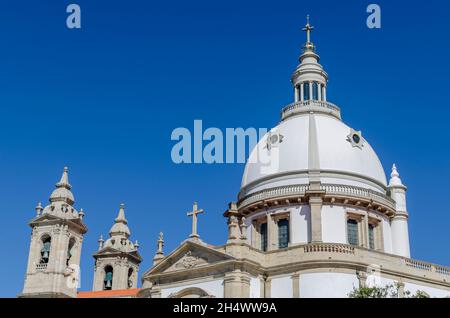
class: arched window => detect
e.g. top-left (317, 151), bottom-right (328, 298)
top-left (104, 265), bottom-right (113, 290)
top-left (303, 82), bottom-right (310, 101)
top-left (40, 235), bottom-right (51, 264)
top-left (278, 219), bottom-right (289, 248)
top-left (128, 268), bottom-right (134, 288)
top-left (66, 238), bottom-right (76, 266)
top-left (312, 82), bottom-right (319, 100)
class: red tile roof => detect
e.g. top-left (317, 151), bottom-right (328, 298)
top-left (77, 288), bottom-right (141, 298)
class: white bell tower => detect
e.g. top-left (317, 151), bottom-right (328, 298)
top-left (20, 167), bottom-right (87, 298)
top-left (92, 204), bottom-right (142, 291)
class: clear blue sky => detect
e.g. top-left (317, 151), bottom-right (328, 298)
top-left (0, 0), bottom-right (449, 297)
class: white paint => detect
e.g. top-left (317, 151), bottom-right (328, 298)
top-left (300, 272), bottom-right (359, 298)
top-left (249, 277), bottom-right (261, 298)
top-left (290, 205), bottom-right (310, 244)
top-left (161, 279), bottom-right (224, 298)
top-left (242, 113), bottom-right (387, 189)
top-left (391, 217), bottom-right (410, 258)
top-left (404, 282), bottom-right (450, 298)
top-left (382, 217), bottom-right (393, 253)
top-left (271, 276), bottom-right (293, 298)
top-left (321, 205), bottom-right (346, 243)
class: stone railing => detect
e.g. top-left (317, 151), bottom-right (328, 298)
top-left (265, 243), bottom-right (450, 282)
top-left (281, 100), bottom-right (342, 121)
top-left (35, 263), bottom-right (48, 271)
top-left (435, 266), bottom-right (450, 276)
top-left (405, 258), bottom-right (450, 275)
top-left (238, 183), bottom-right (395, 212)
top-left (303, 243), bottom-right (355, 255)
top-left (320, 184), bottom-right (396, 210)
top-left (238, 184), bottom-right (309, 209)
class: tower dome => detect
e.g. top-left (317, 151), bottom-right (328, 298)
top-left (239, 18), bottom-right (387, 202)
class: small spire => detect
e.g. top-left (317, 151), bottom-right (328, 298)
top-left (389, 163), bottom-right (403, 187)
top-left (56, 166), bottom-right (71, 189)
top-left (115, 203), bottom-right (127, 224)
top-left (134, 240), bottom-right (139, 249)
top-left (153, 232), bottom-right (165, 265)
top-left (49, 166), bottom-right (75, 205)
top-left (157, 232), bottom-right (164, 255)
top-left (391, 164), bottom-right (399, 177)
top-left (35, 202), bottom-right (43, 216)
top-left (79, 208), bottom-right (85, 219)
top-left (240, 217), bottom-right (248, 240)
top-left (109, 203), bottom-right (131, 238)
top-left (98, 235), bottom-right (104, 250)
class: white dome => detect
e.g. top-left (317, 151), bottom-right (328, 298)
top-left (241, 113), bottom-right (387, 195)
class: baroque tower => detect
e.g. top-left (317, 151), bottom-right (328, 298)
top-left (21, 167), bottom-right (87, 298)
top-left (93, 204), bottom-right (142, 291)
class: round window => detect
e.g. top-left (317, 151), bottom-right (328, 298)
top-left (352, 134), bottom-right (361, 144)
top-left (270, 135), bottom-right (278, 144)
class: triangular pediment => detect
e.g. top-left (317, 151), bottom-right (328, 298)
top-left (94, 246), bottom-right (142, 262)
top-left (94, 246), bottom-right (120, 256)
top-left (29, 214), bottom-right (88, 233)
top-left (29, 213), bottom-right (60, 224)
top-left (144, 240), bottom-right (234, 276)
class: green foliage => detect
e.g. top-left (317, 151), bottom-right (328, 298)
top-left (348, 282), bottom-right (430, 298)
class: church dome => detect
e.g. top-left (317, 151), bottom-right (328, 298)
top-left (239, 19), bottom-right (387, 200)
top-left (241, 113), bottom-right (387, 194)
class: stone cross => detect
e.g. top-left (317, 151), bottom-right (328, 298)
top-left (187, 202), bottom-right (204, 239)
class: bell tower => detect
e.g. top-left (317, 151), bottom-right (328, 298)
top-left (92, 204), bottom-right (142, 291)
top-left (20, 167), bottom-right (88, 298)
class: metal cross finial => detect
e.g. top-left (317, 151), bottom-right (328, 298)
top-left (302, 14), bottom-right (314, 44)
top-left (187, 202), bottom-right (204, 239)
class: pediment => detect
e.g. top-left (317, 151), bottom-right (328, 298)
top-left (29, 214), bottom-right (87, 233)
top-left (94, 246), bottom-right (120, 256)
top-left (144, 240), bottom-right (234, 276)
top-left (30, 213), bottom-right (60, 224)
top-left (94, 246), bottom-right (142, 262)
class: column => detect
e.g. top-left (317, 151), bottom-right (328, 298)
top-left (251, 220), bottom-right (258, 249)
top-left (292, 273), bottom-right (300, 298)
top-left (93, 260), bottom-right (107, 291)
top-left (224, 270), bottom-right (248, 298)
top-left (309, 196), bottom-right (323, 242)
top-left (317, 84), bottom-right (320, 101)
top-left (362, 214), bottom-right (369, 248)
top-left (309, 81), bottom-right (313, 101)
top-left (294, 86), bottom-right (299, 102)
top-left (300, 83), bottom-right (304, 102)
top-left (264, 277), bottom-right (271, 298)
top-left (267, 215), bottom-right (277, 251)
top-left (397, 282), bottom-right (405, 298)
top-left (323, 86), bottom-right (327, 101)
